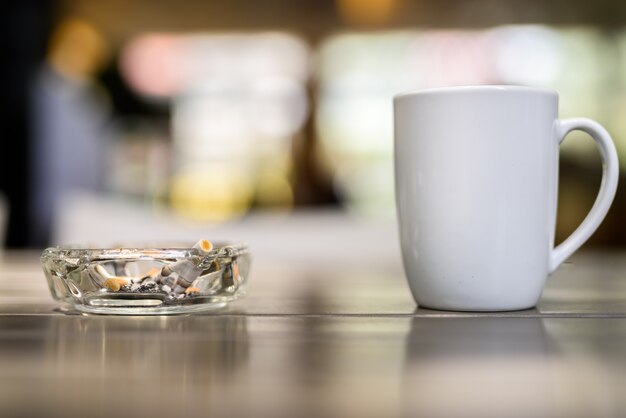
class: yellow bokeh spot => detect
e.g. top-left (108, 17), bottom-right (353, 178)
top-left (255, 172), bottom-right (294, 209)
top-left (170, 167), bottom-right (254, 222)
top-left (336, 0), bottom-right (399, 26)
top-left (48, 18), bottom-right (109, 79)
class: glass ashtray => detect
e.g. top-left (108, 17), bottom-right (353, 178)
top-left (41, 243), bottom-right (250, 315)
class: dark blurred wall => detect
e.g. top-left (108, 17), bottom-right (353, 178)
top-left (65, 0), bottom-right (626, 41)
top-left (0, 0), bottom-right (53, 247)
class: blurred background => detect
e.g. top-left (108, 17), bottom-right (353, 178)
top-left (1, 0), bottom-right (626, 250)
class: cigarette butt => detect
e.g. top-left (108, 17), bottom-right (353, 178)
top-left (185, 286), bottom-right (201, 295)
top-left (145, 268), bottom-right (160, 278)
top-left (96, 264), bottom-right (113, 278)
top-left (165, 260), bottom-right (201, 285)
top-left (103, 277), bottom-right (129, 292)
top-left (193, 239), bottom-right (213, 254)
top-left (233, 263), bottom-right (240, 278)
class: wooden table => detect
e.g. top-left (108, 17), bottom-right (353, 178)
top-left (0, 248), bottom-right (625, 418)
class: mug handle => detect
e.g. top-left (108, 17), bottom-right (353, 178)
top-left (549, 118), bottom-right (619, 273)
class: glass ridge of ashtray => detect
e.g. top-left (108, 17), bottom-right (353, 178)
top-left (41, 242), bottom-right (250, 315)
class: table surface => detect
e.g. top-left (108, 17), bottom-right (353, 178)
top-left (1, 246), bottom-right (625, 418)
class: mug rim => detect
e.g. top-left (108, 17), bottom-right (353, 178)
top-left (394, 85), bottom-right (558, 101)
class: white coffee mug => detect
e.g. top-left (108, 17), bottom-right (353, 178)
top-left (394, 85), bottom-right (619, 311)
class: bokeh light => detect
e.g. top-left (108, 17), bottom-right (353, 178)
top-left (48, 18), bottom-right (109, 80)
top-left (316, 26), bottom-right (618, 215)
top-left (120, 32), bottom-right (310, 221)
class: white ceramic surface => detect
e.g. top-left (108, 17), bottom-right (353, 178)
top-left (394, 85), bottom-right (619, 311)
